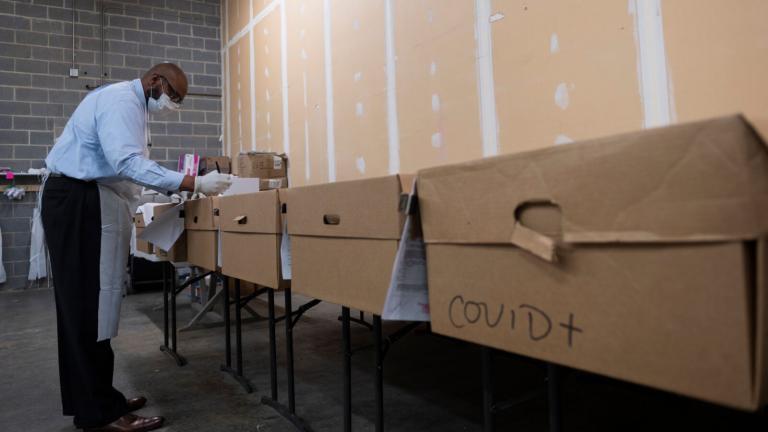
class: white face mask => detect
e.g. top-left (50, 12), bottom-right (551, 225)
top-left (147, 82), bottom-right (180, 116)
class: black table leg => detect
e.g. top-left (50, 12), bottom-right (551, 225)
top-left (222, 276), bottom-right (231, 369)
top-left (220, 277), bottom-right (254, 392)
top-left (268, 289), bottom-right (278, 401)
top-left (482, 346), bottom-right (494, 432)
top-left (285, 287), bottom-right (296, 413)
top-left (160, 262), bottom-right (186, 366)
top-left (342, 306), bottom-right (352, 432)
top-left (162, 262), bottom-right (169, 349)
top-left (373, 315), bottom-right (384, 432)
top-left (547, 363), bottom-right (562, 432)
top-left (261, 288), bottom-right (316, 432)
top-left (235, 278), bottom-right (243, 377)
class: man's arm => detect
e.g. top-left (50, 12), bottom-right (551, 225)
top-left (96, 96), bottom-right (185, 192)
top-left (179, 175), bottom-right (194, 192)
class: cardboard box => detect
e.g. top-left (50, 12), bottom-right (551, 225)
top-left (199, 156), bottom-right (231, 175)
top-left (237, 152), bottom-right (288, 179)
top-left (184, 197), bottom-right (219, 271)
top-left (132, 215), bottom-right (154, 254)
top-left (417, 115), bottom-right (768, 411)
top-left (219, 190), bottom-right (287, 290)
top-left (282, 174), bottom-right (413, 314)
top-left (152, 203), bottom-right (187, 262)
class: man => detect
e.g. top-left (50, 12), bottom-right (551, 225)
top-left (43, 63), bottom-right (232, 432)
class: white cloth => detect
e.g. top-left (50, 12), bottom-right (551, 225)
top-left (0, 226), bottom-right (6, 284)
top-left (28, 207), bottom-right (47, 280)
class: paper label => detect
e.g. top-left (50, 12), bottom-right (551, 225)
top-left (273, 156), bottom-right (283, 170)
top-left (382, 188), bottom-right (430, 322)
top-left (280, 222), bottom-right (292, 280)
top-left (268, 178), bottom-right (282, 189)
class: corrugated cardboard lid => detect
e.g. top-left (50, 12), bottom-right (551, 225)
top-left (219, 190), bottom-right (280, 234)
top-left (283, 174), bottom-right (414, 239)
top-left (418, 115), bottom-right (768, 257)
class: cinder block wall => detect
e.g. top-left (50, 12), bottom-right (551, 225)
top-left (0, 0), bottom-right (223, 290)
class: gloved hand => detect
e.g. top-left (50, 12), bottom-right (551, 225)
top-left (194, 171), bottom-right (233, 196)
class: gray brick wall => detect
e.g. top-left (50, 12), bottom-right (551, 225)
top-left (0, 0), bottom-right (222, 290)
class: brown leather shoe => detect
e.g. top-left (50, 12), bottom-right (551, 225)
top-left (83, 414), bottom-right (164, 432)
top-left (126, 396), bottom-right (147, 412)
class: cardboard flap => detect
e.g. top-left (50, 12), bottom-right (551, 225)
top-left (510, 221), bottom-right (557, 262)
top-left (184, 198), bottom-right (215, 230)
top-left (418, 115), bottom-right (768, 247)
top-left (283, 175), bottom-right (410, 240)
top-left (219, 190), bottom-right (281, 234)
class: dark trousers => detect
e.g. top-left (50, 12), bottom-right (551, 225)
top-left (42, 176), bottom-right (129, 428)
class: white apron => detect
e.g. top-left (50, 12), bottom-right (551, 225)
top-left (96, 180), bottom-right (141, 342)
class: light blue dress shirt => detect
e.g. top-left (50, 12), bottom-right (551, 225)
top-left (45, 79), bottom-right (184, 192)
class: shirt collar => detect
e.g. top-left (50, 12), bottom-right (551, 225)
top-left (131, 79), bottom-right (146, 107)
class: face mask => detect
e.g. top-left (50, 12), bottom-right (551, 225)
top-left (147, 81), bottom-right (180, 116)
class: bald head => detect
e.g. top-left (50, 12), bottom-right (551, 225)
top-left (141, 62), bottom-right (189, 104)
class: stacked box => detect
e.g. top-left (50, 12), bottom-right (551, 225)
top-left (282, 174), bottom-right (413, 314)
top-left (219, 189), bottom-right (288, 290)
top-left (184, 196), bottom-right (220, 271)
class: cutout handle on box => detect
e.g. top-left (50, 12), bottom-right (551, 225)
top-left (193, 216), bottom-right (198, 223)
top-left (234, 215), bottom-right (248, 225)
top-left (511, 199), bottom-right (560, 262)
top-left (213, 208), bottom-right (220, 216)
top-left (323, 214), bottom-right (340, 225)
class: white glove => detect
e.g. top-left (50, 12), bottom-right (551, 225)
top-left (194, 171), bottom-right (233, 196)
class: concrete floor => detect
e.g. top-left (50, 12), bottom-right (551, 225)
top-left (1, 287), bottom-right (767, 431)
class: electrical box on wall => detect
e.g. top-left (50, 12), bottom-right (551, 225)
top-left (69, 68), bottom-right (79, 78)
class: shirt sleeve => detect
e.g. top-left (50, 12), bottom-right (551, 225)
top-left (95, 95), bottom-right (184, 192)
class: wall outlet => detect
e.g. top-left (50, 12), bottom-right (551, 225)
top-left (69, 68), bottom-right (79, 78)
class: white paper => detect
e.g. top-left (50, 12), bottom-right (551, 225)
top-left (280, 222), bottom-right (292, 280)
top-left (137, 203), bottom-right (184, 251)
top-left (382, 193), bottom-right (430, 322)
top-left (223, 177), bottom-right (261, 196)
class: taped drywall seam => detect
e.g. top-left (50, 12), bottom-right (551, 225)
top-left (222, 1), bottom-right (230, 157)
top-left (629, 0), bottom-right (675, 129)
top-left (384, 0), bottom-right (400, 174)
top-left (474, 0), bottom-right (499, 157)
top-left (323, 0), bottom-right (336, 182)
top-left (249, 29), bottom-right (257, 151)
top-left (237, 46), bottom-right (243, 155)
top-left (226, 0), bottom-right (280, 50)
top-left (303, 69), bottom-right (310, 180)
top-left (281, 0), bottom-right (291, 157)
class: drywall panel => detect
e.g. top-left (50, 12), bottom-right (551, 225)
top-left (253, 9), bottom-right (284, 154)
top-left (662, 0), bottom-right (768, 124)
top-left (228, 0), bottom-right (251, 41)
top-left (394, 0), bottom-right (483, 174)
top-left (227, 35), bottom-right (252, 160)
top-left (491, 0), bottom-right (643, 153)
top-left (330, 0), bottom-right (389, 182)
top-left (286, 0), bottom-right (328, 187)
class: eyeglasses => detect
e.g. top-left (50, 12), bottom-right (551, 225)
top-left (161, 76), bottom-right (183, 104)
